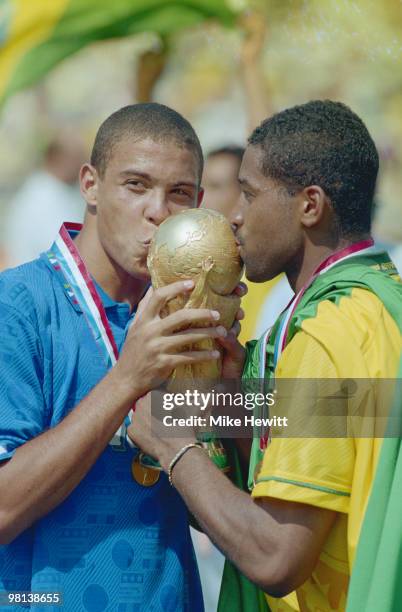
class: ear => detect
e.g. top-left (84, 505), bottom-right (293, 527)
top-left (299, 185), bottom-right (328, 229)
top-left (196, 187), bottom-right (204, 208)
top-left (80, 163), bottom-right (99, 208)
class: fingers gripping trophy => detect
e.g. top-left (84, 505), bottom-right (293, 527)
top-left (146, 208), bottom-right (244, 475)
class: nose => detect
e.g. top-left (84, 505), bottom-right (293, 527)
top-left (144, 191), bottom-right (170, 226)
top-left (229, 196), bottom-right (244, 234)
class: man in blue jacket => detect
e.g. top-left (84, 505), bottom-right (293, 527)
top-left (0, 103), bottom-right (227, 611)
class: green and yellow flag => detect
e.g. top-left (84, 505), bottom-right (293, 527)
top-left (346, 361), bottom-right (402, 612)
top-left (0, 0), bottom-right (236, 107)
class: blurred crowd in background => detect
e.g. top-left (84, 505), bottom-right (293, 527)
top-left (1, 1), bottom-right (402, 610)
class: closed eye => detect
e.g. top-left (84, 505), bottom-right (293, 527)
top-left (242, 189), bottom-right (255, 203)
top-left (127, 179), bottom-right (146, 188)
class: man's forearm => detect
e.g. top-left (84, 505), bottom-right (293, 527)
top-left (128, 392), bottom-right (337, 596)
top-left (166, 446), bottom-right (282, 590)
top-left (0, 367), bottom-right (136, 544)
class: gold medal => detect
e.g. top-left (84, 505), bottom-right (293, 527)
top-left (131, 454), bottom-right (161, 487)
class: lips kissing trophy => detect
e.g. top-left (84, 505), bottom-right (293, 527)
top-left (147, 208), bottom-right (243, 475)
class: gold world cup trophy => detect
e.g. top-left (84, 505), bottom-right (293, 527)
top-left (147, 208), bottom-right (243, 476)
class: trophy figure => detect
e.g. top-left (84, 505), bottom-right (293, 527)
top-left (147, 208), bottom-right (244, 473)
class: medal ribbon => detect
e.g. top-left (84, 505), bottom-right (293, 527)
top-left (258, 237), bottom-right (375, 450)
top-left (47, 222), bottom-right (133, 450)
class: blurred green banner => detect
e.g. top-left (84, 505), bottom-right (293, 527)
top-left (0, 0), bottom-right (236, 106)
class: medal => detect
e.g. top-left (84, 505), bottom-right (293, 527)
top-left (131, 453), bottom-right (161, 487)
top-left (47, 223), bottom-right (158, 484)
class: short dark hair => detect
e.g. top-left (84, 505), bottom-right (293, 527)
top-left (91, 103), bottom-right (203, 180)
top-left (249, 100), bottom-right (379, 236)
top-left (207, 145), bottom-right (245, 165)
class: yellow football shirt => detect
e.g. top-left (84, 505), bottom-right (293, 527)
top-left (252, 288), bottom-right (402, 611)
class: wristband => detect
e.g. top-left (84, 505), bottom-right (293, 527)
top-left (168, 442), bottom-right (204, 486)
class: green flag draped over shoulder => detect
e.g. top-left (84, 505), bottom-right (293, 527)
top-left (0, 0), bottom-right (236, 107)
top-left (346, 357), bottom-right (402, 612)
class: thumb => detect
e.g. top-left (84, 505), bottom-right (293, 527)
top-left (216, 330), bottom-right (243, 357)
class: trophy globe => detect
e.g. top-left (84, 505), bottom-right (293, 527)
top-left (147, 208), bottom-right (244, 382)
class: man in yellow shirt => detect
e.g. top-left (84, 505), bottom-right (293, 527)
top-left (129, 100), bottom-right (402, 611)
top-left (250, 285), bottom-right (400, 610)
